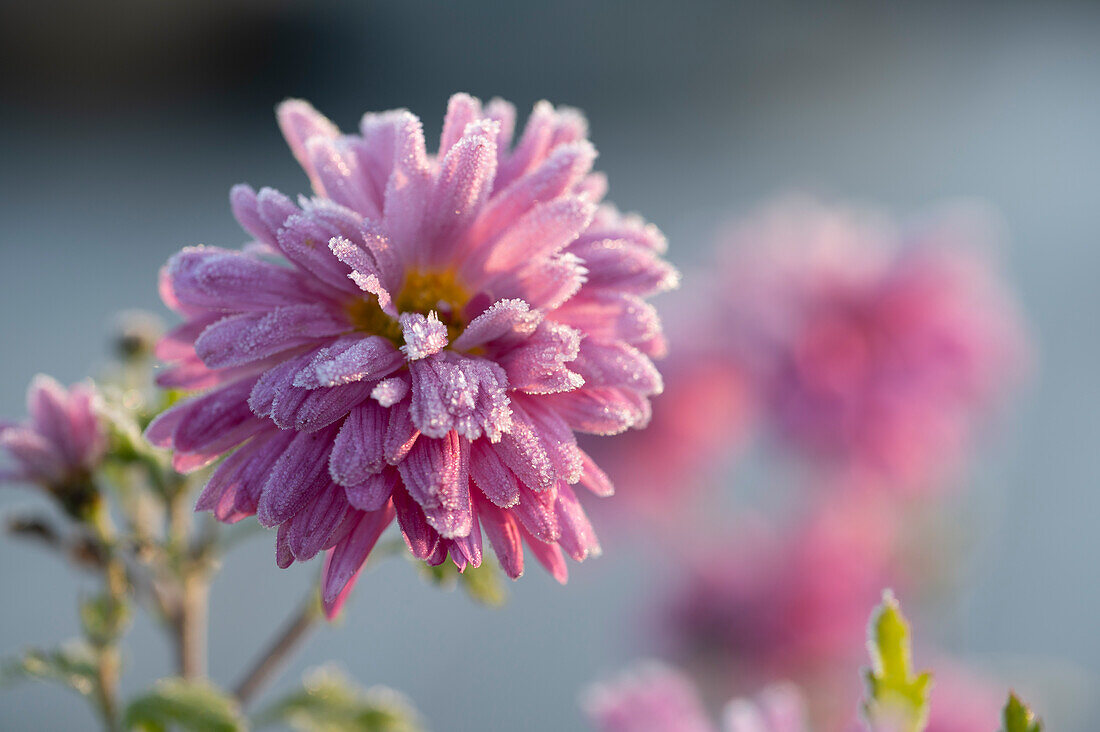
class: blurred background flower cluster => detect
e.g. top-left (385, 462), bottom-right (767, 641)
top-left (2, 1), bottom-right (1099, 730)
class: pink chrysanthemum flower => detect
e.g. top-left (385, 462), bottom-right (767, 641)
top-left (721, 197), bottom-right (1028, 492)
top-left (1, 375), bottom-right (107, 516)
top-left (147, 94), bottom-right (676, 616)
top-left (583, 663), bottom-right (807, 732)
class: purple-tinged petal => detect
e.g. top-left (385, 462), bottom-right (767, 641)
top-left (256, 426), bottom-right (338, 527)
top-left (491, 416), bottom-right (555, 493)
top-left (328, 236), bottom-right (397, 314)
top-left (294, 336), bottom-right (402, 388)
top-left (512, 483), bottom-right (560, 543)
top-left (289, 381), bottom-right (373, 433)
top-left (476, 496), bottom-right (524, 579)
top-left (166, 246), bottom-right (313, 312)
top-left (408, 353), bottom-right (512, 441)
top-left (371, 376), bottom-right (409, 407)
top-left (497, 321), bottom-right (584, 395)
top-left (277, 99), bottom-right (340, 185)
top-left (392, 485), bottom-right (442, 561)
top-left (514, 398), bottom-right (583, 484)
top-left (552, 291), bottom-right (661, 347)
top-left (569, 238), bottom-right (680, 296)
top-left (395, 432), bottom-right (472, 538)
top-left (275, 211), bottom-right (365, 295)
top-left (284, 481), bottom-right (351, 561)
top-left (231, 185), bottom-right (297, 247)
top-left (484, 97), bottom-right (516, 158)
top-left (195, 305), bottom-right (348, 370)
top-left (172, 378), bottom-right (268, 471)
top-left (448, 504), bottom-right (483, 569)
top-left (439, 93), bottom-right (483, 156)
top-left (580, 204), bottom-right (668, 253)
top-left (452, 298), bottom-right (541, 351)
top-left (541, 386), bottom-right (650, 436)
top-left (249, 352), bottom-right (315, 420)
top-left (468, 440), bottom-right (521, 508)
top-left (304, 135), bottom-right (381, 219)
top-left (321, 503), bottom-right (396, 618)
top-left (572, 341), bottom-right (663, 395)
top-left (384, 403), bottom-right (419, 465)
top-left (471, 141), bottom-right (595, 250)
top-left (329, 401), bottom-right (387, 486)
top-left (0, 428), bottom-right (66, 484)
top-left (424, 120), bottom-right (498, 263)
top-left (519, 523), bottom-right (568, 584)
top-left (197, 428), bottom-right (295, 521)
top-left (494, 100), bottom-right (556, 191)
top-left (400, 312), bottom-right (449, 360)
top-left (344, 468), bottom-right (398, 512)
top-left (382, 111), bottom-right (432, 259)
top-left (553, 482), bottom-right (600, 561)
top-left (487, 252), bottom-right (588, 311)
top-left (475, 196), bottom-right (595, 277)
top-left (577, 449), bottom-right (615, 497)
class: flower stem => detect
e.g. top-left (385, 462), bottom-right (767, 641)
top-left (233, 594), bottom-right (320, 706)
top-left (87, 501), bottom-right (126, 732)
top-left (166, 489), bottom-right (208, 679)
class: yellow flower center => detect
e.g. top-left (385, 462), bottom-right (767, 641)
top-left (344, 269), bottom-right (471, 346)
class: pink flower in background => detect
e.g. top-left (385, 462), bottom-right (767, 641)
top-left (583, 662), bottom-right (807, 732)
top-left (720, 197), bottom-right (1027, 493)
top-left (661, 494), bottom-right (901, 723)
top-left (920, 661), bottom-right (1006, 732)
top-left (147, 93), bottom-right (676, 616)
top-left (0, 375), bottom-right (106, 514)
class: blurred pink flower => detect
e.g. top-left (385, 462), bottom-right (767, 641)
top-left (147, 93), bottom-right (676, 616)
top-left (721, 197), bottom-right (1028, 493)
top-left (661, 493), bottom-right (902, 727)
top-left (584, 663), bottom-right (807, 732)
top-left (0, 375), bottom-right (107, 515)
top-left (921, 660), bottom-right (1006, 732)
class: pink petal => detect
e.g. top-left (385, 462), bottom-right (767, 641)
top-left (329, 400), bottom-right (388, 486)
top-left (321, 503), bottom-right (396, 618)
top-left (195, 305), bottom-right (348, 370)
top-left (256, 426), bottom-right (338, 527)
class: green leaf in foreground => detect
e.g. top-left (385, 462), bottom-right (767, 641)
top-left (257, 666), bottom-right (422, 732)
top-left (414, 559), bottom-right (507, 607)
top-left (861, 590), bottom-right (933, 732)
top-left (1002, 692), bottom-right (1042, 732)
top-left (123, 678), bottom-right (245, 732)
top-left (1, 642), bottom-right (99, 698)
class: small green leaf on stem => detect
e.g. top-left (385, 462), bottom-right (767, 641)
top-left (80, 592), bottom-right (131, 648)
top-left (1002, 692), bottom-right (1042, 732)
top-left (862, 590), bottom-right (933, 732)
top-left (413, 560), bottom-right (507, 607)
top-left (1, 642), bottom-right (100, 698)
top-left (123, 678), bottom-right (245, 732)
top-left (256, 666), bottom-right (422, 732)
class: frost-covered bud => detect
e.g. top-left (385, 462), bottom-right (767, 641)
top-left (1, 376), bottom-right (108, 519)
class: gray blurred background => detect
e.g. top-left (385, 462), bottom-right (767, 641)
top-left (2, 1), bottom-right (1098, 729)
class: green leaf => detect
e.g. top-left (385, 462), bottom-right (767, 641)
top-left (80, 592), bottom-right (131, 648)
top-left (1, 642), bottom-right (99, 698)
top-left (1002, 692), bottom-right (1042, 732)
top-left (413, 559), bottom-right (507, 607)
top-left (861, 590), bottom-right (933, 732)
top-left (123, 678), bottom-right (246, 732)
top-left (256, 666), bottom-right (422, 732)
